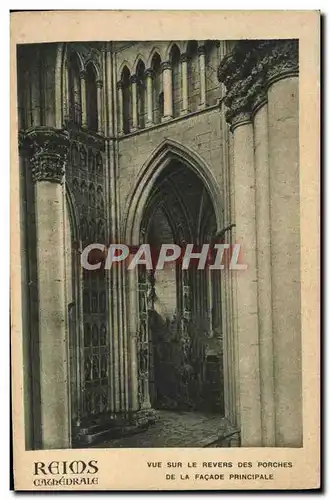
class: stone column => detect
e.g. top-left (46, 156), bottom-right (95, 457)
top-left (198, 45), bottom-right (207, 108)
top-left (207, 266), bottom-right (213, 336)
top-left (130, 74), bottom-right (138, 131)
top-left (231, 114), bottom-right (262, 446)
top-left (96, 80), bottom-right (103, 134)
top-left (180, 53), bottom-right (189, 115)
top-left (161, 61), bottom-right (173, 121)
top-left (218, 40), bottom-right (237, 427)
top-left (138, 273), bottom-right (152, 412)
top-left (116, 80), bottom-right (124, 135)
top-left (218, 44), bottom-right (265, 445)
top-left (26, 128), bottom-right (70, 449)
top-left (253, 99), bottom-right (276, 446)
top-left (266, 41), bottom-right (302, 447)
top-left (145, 69), bottom-right (154, 126)
top-left (80, 71), bottom-right (87, 128)
top-left (17, 139), bottom-right (34, 449)
top-left (123, 262), bottom-right (156, 427)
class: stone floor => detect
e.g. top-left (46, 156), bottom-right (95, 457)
top-left (93, 410), bottom-right (239, 448)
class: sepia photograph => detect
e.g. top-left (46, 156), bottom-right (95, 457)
top-left (10, 10), bottom-right (319, 490)
top-left (17, 37), bottom-right (303, 450)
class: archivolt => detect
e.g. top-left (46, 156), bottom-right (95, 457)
top-left (122, 138), bottom-right (223, 244)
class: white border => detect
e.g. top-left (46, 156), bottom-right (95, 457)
top-left (4, 3), bottom-right (325, 499)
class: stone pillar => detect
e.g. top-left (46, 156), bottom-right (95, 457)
top-left (96, 80), bottom-right (103, 134)
top-left (266, 43), bottom-right (302, 447)
top-left (123, 262), bottom-right (156, 427)
top-left (126, 261), bottom-right (140, 412)
top-left (180, 53), bottom-right (189, 115)
top-left (253, 100), bottom-right (276, 446)
top-left (138, 272), bottom-right (152, 411)
top-left (161, 61), bottom-right (173, 121)
top-left (218, 40), bottom-right (237, 427)
top-left (17, 139), bottom-right (34, 450)
top-left (198, 45), bottom-right (207, 108)
top-left (80, 71), bottom-right (87, 128)
top-left (218, 39), bottom-right (301, 448)
top-left (130, 74), bottom-right (138, 131)
top-left (231, 115), bottom-right (262, 446)
top-left (26, 128), bottom-right (70, 449)
top-left (116, 80), bottom-right (124, 135)
top-left (145, 69), bottom-right (154, 126)
top-left (101, 48), bottom-right (108, 136)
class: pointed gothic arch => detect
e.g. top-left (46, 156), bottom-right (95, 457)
top-left (165, 41), bottom-right (185, 61)
top-left (132, 53), bottom-right (147, 74)
top-left (146, 46), bottom-right (163, 68)
top-left (122, 139), bottom-right (223, 245)
top-left (84, 58), bottom-right (101, 81)
top-left (123, 139), bottom-right (225, 414)
top-left (118, 59), bottom-right (133, 79)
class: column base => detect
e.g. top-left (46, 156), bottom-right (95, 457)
top-left (73, 409), bottom-right (157, 448)
top-left (146, 120), bottom-right (154, 128)
top-left (180, 109), bottom-right (190, 116)
top-left (161, 115), bottom-right (173, 123)
top-left (198, 103), bottom-right (207, 110)
top-left (131, 407), bottom-right (157, 427)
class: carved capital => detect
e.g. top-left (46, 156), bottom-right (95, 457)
top-left (218, 39), bottom-right (299, 127)
top-left (160, 60), bottom-right (171, 72)
top-left (180, 53), bottom-right (189, 64)
top-left (264, 39), bottom-right (299, 84)
top-left (79, 70), bottom-right (87, 80)
top-left (21, 127), bottom-right (69, 184)
top-left (130, 74), bottom-right (137, 85)
top-left (230, 111), bottom-right (252, 131)
top-left (96, 79), bottom-right (103, 89)
top-left (198, 45), bottom-right (206, 56)
top-left (116, 80), bottom-right (123, 90)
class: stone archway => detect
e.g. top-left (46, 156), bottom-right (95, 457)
top-left (124, 143), bottom-right (226, 419)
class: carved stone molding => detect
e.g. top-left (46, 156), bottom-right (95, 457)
top-left (160, 61), bottom-right (172, 72)
top-left (145, 68), bottom-right (153, 79)
top-left (116, 80), bottom-right (123, 90)
top-left (265, 40), bottom-right (299, 84)
top-left (130, 74), bottom-right (138, 85)
top-left (218, 39), bottom-right (299, 128)
top-left (21, 127), bottom-right (69, 184)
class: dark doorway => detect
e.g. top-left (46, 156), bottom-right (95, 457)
top-left (138, 159), bottom-right (224, 414)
